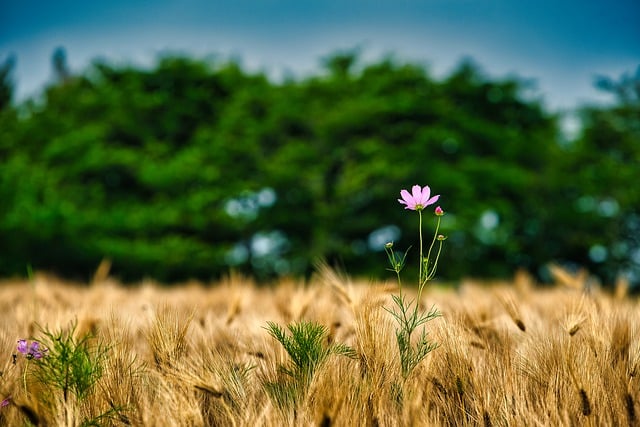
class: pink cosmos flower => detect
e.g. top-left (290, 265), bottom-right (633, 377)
top-left (398, 185), bottom-right (440, 211)
top-left (435, 206), bottom-right (444, 216)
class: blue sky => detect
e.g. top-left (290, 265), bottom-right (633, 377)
top-left (1, 0), bottom-right (639, 110)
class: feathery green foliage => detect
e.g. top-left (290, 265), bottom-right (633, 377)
top-left (391, 298), bottom-right (440, 379)
top-left (35, 322), bottom-right (105, 401)
top-left (28, 321), bottom-right (126, 425)
top-left (264, 320), bottom-right (356, 411)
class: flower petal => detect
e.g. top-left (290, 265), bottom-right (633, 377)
top-left (411, 185), bottom-right (422, 203)
top-left (420, 186), bottom-right (431, 205)
top-left (399, 189), bottom-right (412, 204)
top-left (398, 189), bottom-right (417, 209)
top-left (425, 194), bottom-right (440, 206)
top-left (398, 199), bottom-right (415, 209)
top-left (17, 340), bottom-right (27, 354)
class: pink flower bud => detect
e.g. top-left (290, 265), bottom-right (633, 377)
top-left (435, 206), bottom-right (444, 216)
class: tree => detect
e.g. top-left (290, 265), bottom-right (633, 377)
top-left (0, 54), bottom-right (15, 111)
top-left (556, 67), bottom-right (640, 284)
top-left (0, 51), bottom-right (634, 286)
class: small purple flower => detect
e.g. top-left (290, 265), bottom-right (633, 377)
top-left (398, 185), bottom-right (440, 211)
top-left (29, 341), bottom-right (47, 359)
top-left (16, 339), bottom-right (47, 360)
top-left (17, 339), bottom-right (27, 355)
top-left (1, 397), bottom-right (9, 408)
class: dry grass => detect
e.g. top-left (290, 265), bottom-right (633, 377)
top-left (0, 267), bottom-right (639, 426)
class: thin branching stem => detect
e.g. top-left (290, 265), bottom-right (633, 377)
top-left (422, 215), bottom-right (442, 290)
top-left (418, 209), bottom-right (424, 288)
top-left (426, 240), bottom-right (444, 282)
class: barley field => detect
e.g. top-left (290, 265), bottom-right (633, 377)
top-left (0, 264), bottom-right (638, 426)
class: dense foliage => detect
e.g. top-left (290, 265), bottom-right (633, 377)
top-left (0, 52), bottom-right (638, 285)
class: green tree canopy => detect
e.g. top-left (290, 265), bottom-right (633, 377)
top-left (0, 51), bottom-right (637, 286)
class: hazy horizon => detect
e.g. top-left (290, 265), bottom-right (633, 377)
top-left (2, 0), bottom-right (639, 110)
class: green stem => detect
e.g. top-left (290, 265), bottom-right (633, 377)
top-left (64, 360), bottom-right (69, 406)
top-left (22, 359), bottom-right (29, 393)
top-left (426, 240), bottom-right (444, 281)
top-left (418, 210), bottom-right (423, 288)
top-left (422, 216), bottom-right (441, 289)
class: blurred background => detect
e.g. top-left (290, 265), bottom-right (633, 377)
top-left (0, 0), bottom-right (639, 286)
